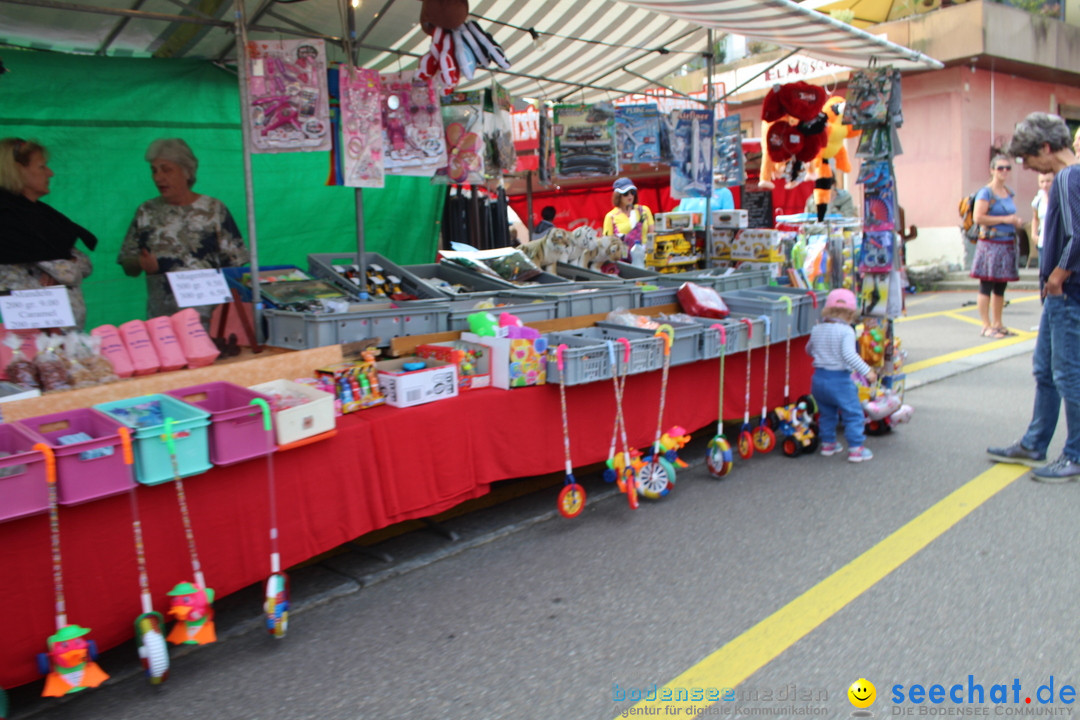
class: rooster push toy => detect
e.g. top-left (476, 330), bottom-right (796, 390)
top-left (34, 442), bottom-right (111, 697)
top-left (251, 398), bottom-right (290, 638)
top-left (706, 324), bottom-right (734, 477)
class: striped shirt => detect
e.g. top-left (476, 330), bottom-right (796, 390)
top-left (806, 320), bottom-right (872, 376)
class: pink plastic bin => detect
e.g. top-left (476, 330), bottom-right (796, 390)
top-left (165, 382), bottom-right (275, 466)
top-left (17, 408), bottom-right (135, 506)
top-left (0, 422), bottom-right (49, 523)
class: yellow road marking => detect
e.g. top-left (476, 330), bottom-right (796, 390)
top-left (617, 464), bottom-right (1029, 718)
top-left (896, 293), bottom-right (1039, 323)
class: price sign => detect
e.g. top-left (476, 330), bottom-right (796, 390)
top-left (167, 269), bottom-right (232, 308)
top-left (0, 287), bottom-right (76, 329)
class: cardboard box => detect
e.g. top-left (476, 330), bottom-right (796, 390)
top-left (731, 229), bottom-right (783, 262)
top-left (248, 379), bottom-right (336, 445)
top-left (415, 341), bottom-right (492, 390)
top-left (376, 357), bottom-right (458, 408)
top-left (461, 332), bottom-right (547, 389)
top-left (712, 208), bottom-right (748, 229)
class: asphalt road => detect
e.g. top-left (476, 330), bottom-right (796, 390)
top-left (11, 290), bottom-right (1075, 720)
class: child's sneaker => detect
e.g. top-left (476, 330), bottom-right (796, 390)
top-left (848, 446), bottom-right (874, 463)
top-left (820, 442), bottom-right (843, 457)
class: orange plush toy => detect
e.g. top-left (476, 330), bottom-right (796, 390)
top-left (808, 96), bottom-right (862, 215)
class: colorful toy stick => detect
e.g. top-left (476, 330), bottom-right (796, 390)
top-left (604, 338), bottom-right (638, 509)
top-left (161, 419), bottom-right (216, 646)
top-left (638, 325), bottom-right (677, 500)
top-left (552, 345), bottom-right (586, 519)
top-left (119, 427), bottom-right (170, 685)
top-left (752, 315), bottom-right (777, 453)
top-left (707, 324), bottom-right (734, 477)
top-left (34, 443), bottom-right (110, 697)
top-left (737, 318), bottom-right (756, 459)
top-left (251, 398), bottom-right (290, 638)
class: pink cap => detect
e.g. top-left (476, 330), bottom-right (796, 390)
top-left (824, 288), bottom-right (857, 311)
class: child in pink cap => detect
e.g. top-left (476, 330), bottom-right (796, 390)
top-left (806, 288), bottom-right (876, 462)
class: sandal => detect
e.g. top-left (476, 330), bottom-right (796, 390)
top-left (994, 327), bottom-right (1017, 337)
top-left (984, 328), bottom-right (1009, 339)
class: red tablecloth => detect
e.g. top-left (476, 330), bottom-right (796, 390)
top-left (0, 338), bottom-right (810, 689)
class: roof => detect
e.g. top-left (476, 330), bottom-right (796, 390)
top-left (0, 0), bottom-right (942, 102)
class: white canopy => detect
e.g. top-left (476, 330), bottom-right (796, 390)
top-left (0, 0), bottom-right (942, 102)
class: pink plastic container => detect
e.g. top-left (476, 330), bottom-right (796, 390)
top-left (17, 408), bottom-right (135, 506)
top-left (119, 319), bottom-right (161, 376)
top-left (90, 324), bottom-right (134, 378)
top-left (171, 309), bottom-right (220, 368)
top-left (145, 316), bottom-right (187, 372)
top-left (165, 382), bottom-right (275, 466)
top-left (0, 422), bottom-right (49, 523)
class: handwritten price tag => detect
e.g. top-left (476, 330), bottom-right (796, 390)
top-left (167, 269), bottom-right (232, 308)
top-left (0, 287), bottom-right (76, 329)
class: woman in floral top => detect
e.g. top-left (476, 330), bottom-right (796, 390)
top-left (117, 138), bottom-right (249, 323)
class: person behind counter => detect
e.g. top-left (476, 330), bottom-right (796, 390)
top-left (602, 177), bottom-right (654, 259)
top-left (0, 137), bottom-right (96, 330)
top-left (117, 138), bottom-right (249, 325)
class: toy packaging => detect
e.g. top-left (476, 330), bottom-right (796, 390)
top-left (415, 341), bottom-right (491, 390)
top-left (375, 357), bottom-right (458, 408)
top-left (462, 331), bottom-right (546, 389)
top-left (614, 104), bottom-right (663, 165)
top-left (316, 360), bottom-right (384, 413)
top-left (732, 229), bottom-right (784, 262)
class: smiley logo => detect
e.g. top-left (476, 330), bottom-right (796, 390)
top-left (848, 678), bottom-right (876, 708)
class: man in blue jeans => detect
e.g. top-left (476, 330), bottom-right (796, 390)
top-left (987, 112), bottom-right (1080, 481)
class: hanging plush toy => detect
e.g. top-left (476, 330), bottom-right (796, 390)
top-left (166, 582), bottom-right (216, 645)
top-left (808, 96), bottom-right (862, 219)
top-left (39, 625), bottom-right (109, 697)
top-left (758, 82), bottom-right (829, 190)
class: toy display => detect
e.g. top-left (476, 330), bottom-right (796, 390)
top-left (35, 443), bottom-right (111, 697)
top-left (706, 324), bottom-right (734, 477)
top-left (603, 338), bottom-right (638, 510)
top-left (245, 39), bottom-right (331, 153)
top-left (669, 108), bottom-right (714, 199)
top-left (615, 104), bottom-right (663, 165)
top-left (161, 420), bottom-right (216, 646)
top-left (379, 71), bottom-right (447, 177)
top-left (122, 428), bottom-right (170, 684)
top-left (637, 325), bottom-right (678, 499)
top-left (317, 354), bottom-right (385, 413)
top-left (553, 345), bottom-right (586, 519)
top-left (338, 66), bottom-right (385, 189)
top-left (553, 103), bottom-right (618, 178)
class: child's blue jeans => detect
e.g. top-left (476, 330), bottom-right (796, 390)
top-left (811, 368), bottom-right (865, 448)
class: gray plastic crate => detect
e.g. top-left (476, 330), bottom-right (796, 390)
top-left (439, 258), bottom-right (571, 288)
top-left (690, 316), bottom-right (752, 359)
top-left (634, 282), bottom-right (679, 308)
top-left (750, 286), bottom-right (826, 335)
top-left (308, 252), bottom-right (448, 302)
top-left (613, 262), bottom-right (660, 279)
top-left (594, 320), bottom-right (703, 367)
top-left (545, 333), bottom-right (614, 386)
top-left (726, 313), bottom-right (769, 350)
top-left (264, 303), bottom-right (447, 350)
top-left (404, 263), bottom-right (519, 297)
top-left (446, 295), bottom-right (559, 331)
top-left (554, 262), bottom-right (626, 283)
top-left (547, 327), bottom-right (663, 379)
top-left (504, 283), bottom-right (639, 318)
top-left (717, 290), bottom-right (795, 342)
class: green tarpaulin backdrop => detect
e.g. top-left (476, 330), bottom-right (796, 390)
top-left (0, 49), bottom-right (444, 328)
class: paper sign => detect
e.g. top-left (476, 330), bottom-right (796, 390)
top-left (0, 287), bottom-right (76, 329)
top-left (167, 269), bottom-right (232, 307)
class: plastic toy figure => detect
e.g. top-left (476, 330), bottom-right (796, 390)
top-left (658, 425), bottom-right (691, 469)
top-left (264, 572), bottom-right (290, 639)
top-left (774, 401), bottom-right (820, 456)
top-left (134, 611), bottom-right (170, 684)
top-left (39, 625), bottom-right (109, 697)
top-left (166, 582), bottom-right (216, 645)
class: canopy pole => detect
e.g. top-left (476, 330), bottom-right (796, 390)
top-left (355, 189), bottom-right (368, 299)
top-left (525, 171), bottom-right (534, 243)
top-left (704, 29), bottom-right (715, 267)
top-left (234, 0), bottom-right (263, 343)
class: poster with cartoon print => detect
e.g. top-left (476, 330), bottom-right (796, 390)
top-left (339, 67), bottom-right (385, 188)
top-left (378, 71), bottom-right (448, 176)
top-left (245, 39), bottom-right (331, 153)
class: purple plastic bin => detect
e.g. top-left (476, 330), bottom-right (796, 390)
top-left (165, 382), bottom-right (275, 466)
top-left (0, 422), bottom-right (49, 523)
top-left (17, 408), bottom-right (135, 506)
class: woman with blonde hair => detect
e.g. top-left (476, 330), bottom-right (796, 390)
top-left (0, 137), bottom-right (96, 329)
